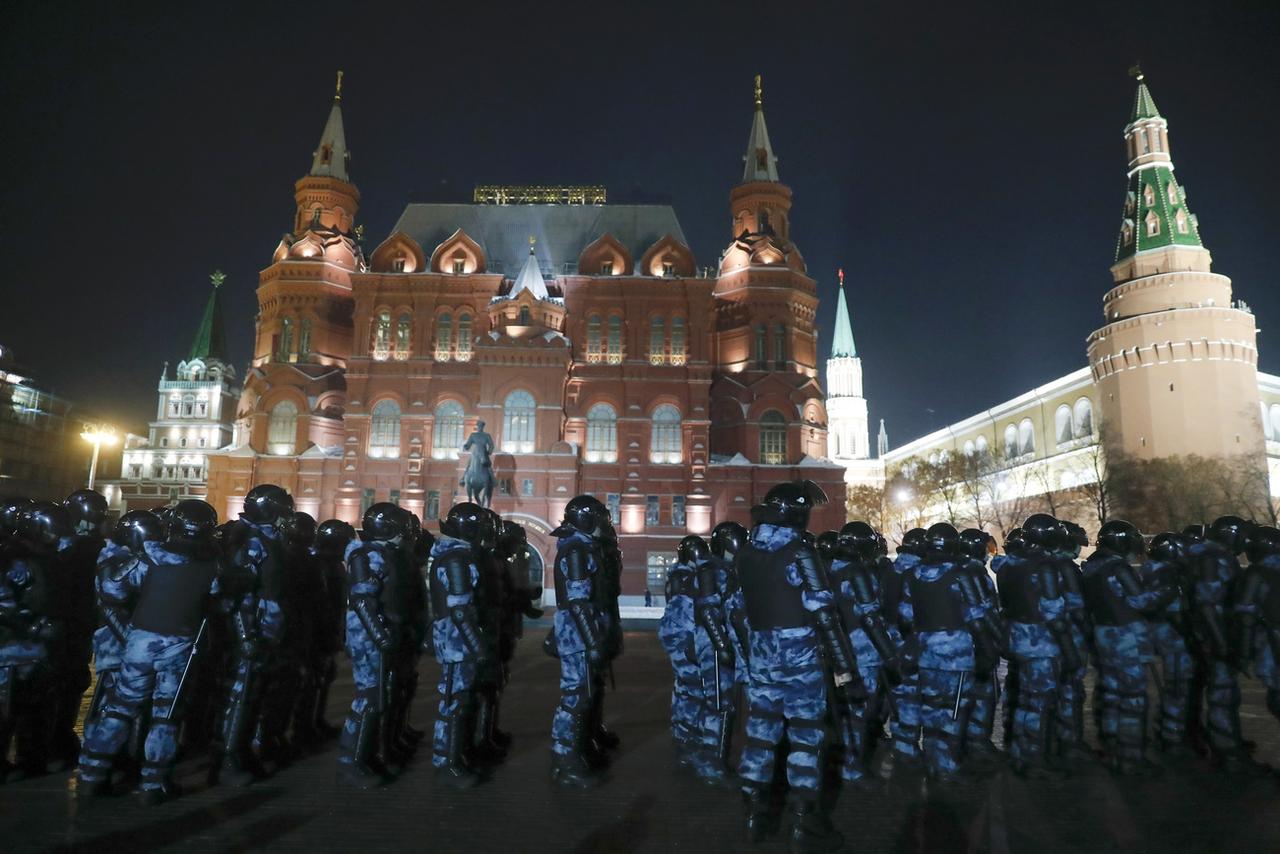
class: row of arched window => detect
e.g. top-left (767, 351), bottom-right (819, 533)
top-left (276, 317), bottom-right (313, 362)
top-left (648, 316), bottom-right (687, 366)
top-left (940, 398), bottom-right (1095, 463)
top-left (167, 394), bottom-right (209, 419)
top-left (583, 404), bottom-right (683, 464)
top-left (370, 310), bottom-right (473, 363)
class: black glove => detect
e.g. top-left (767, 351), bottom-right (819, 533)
top-left (541, 628), bottom-right (560, 659)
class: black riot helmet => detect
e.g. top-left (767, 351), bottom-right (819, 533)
top-left (816, 531), bottom-right (839, 563)
top-left (441, 502), bottom-right (485, 543)
top-left (362, 502), bottom-right (406, 542)
top-left (64, 489), bottom-right (108, 535)
top-left (924, 523), bottom-right (960, 561)
top-left (167, 499), bottom-right (218, 546)
top-left (1004, 527), bottom-right (1026, 557)
top-left (1095, 519), bottom-right (1144, 560)
top-left (757, 480), bottom-right (828, 530)
top-left (710, 521), bottom-right (748, 561)
top-left (1022, 514), bottom-right (1064, 553)
top-left (898, 527), bottom-right (927, 557)
top-left (112, 510), bottom-right (163, 552)
top-left (500, 520), bottom-right (528, 551)
top-left (284, 511), bottom-right (317, 546)
top-left (1148, 532), bottom-right (1187, 564)
top-left (1208, 515), bottom-right (1252, 555)
top-left (677, 535), bottom-right (710, 566)
top-left (1181, 524), bottom-right (1206, 545)
top-left (959, 528), bottom-right (996, 563)
top-left (242, 484), bottom-right (294, 526)
top-left (20, 501), bottom-right (72, 552)
top-left (561, 495), bottom-right (605, 536)
top-left (1244, 525), bottom-right (1280, 564)
top-left (480, 508), bottom-right (502, 550)
top-left (1060, 520), bottom-right (1088, 558)
top-left (1, 497), bottom-right (34, 540)
top-left (315, 519), bottom-right (356, 557)
top-left (838, 521), bottom-right (879, 561)
top-left (875, 532), bottom-right (889, 559)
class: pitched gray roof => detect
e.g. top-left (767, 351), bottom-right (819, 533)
top-left (391, 203), bottom-right (688, 276)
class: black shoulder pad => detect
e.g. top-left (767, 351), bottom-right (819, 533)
top-left (795, 545), bottom-right (828, 593)
top-left (564, 544), bottom-right (591, 581)
top-left (442, 554), bottom-right (474, 596)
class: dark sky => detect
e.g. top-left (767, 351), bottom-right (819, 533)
top-left (3, 1), bottom-right (1278, 446)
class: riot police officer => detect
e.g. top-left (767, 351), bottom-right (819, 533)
top-left (957, 528), bottom-right (1004, 761)
top-left (78, 499), bottom-right (222, 804)
top-left (1142, 532), bottom-right (1196, 756)
top-left (337, 502), bottom-right (405, 789)
top-left (886, 527), bottom-right (926, 771)
top-left (310, 519), bottom-right (355, 739)
top-left (711, 521), bottom-right (750, 695)
top-left (735, 481), bottom-right (856, 851)
top-left (1235, 525), bottom-right (1280, 737)
top-left (1050, 518), bottom-right (1091, 763)
top-left (659, 535), bottom-right (702, 770)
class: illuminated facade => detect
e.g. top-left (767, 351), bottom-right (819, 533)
top-left (107, 273), bottom-right (238, 509)
top-left (205, 75), bottom-right (847, 600)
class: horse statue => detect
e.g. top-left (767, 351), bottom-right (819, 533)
top-left (460, 420), bottom-right (496, 508)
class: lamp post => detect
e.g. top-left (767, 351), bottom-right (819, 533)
top-left (81, 424), bottom-right (118, 490)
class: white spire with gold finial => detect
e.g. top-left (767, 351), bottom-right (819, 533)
top-left (741, 73), bottom-right (779, 183)
top-left (310, 70), bottom-right (350, 182)
top-left (507, 235), bottom-right (550, 301)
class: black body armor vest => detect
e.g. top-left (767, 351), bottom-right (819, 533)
top-left (131, 554), bottom-right (218, 636)
top-left (737, 540), bottom-right (808, 631)
top-left (1082, 556), bottom-right (1140, 626)
top-left (665, 566), bottom-right (696, 600)
top-left (428, 544), bottom-right (474, 621)
top-left (999, 557), bottom-right (1047, 624)
top-left (908, 565), bottom-right (966, 631)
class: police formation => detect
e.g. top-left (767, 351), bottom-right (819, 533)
top-left (0, 485), bottom-right (544, 804)
top-left (655, 485), bottom-right (1280, 853)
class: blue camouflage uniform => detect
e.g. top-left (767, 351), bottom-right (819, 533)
top-left (716, 556), bottom-right (750, 687)
top-left (1187, 540), bottom-right (1247, 758)
top-left (900, 559), bottom-right (984, 778)
top-left (0, 550), bottom-right (57, 771)
top-left (736, 524), bottom-right (833, 794)
top-left (338, 537), bottom-right (397, 771)
top-left (550, 528), bottom-right (604, 762)
top-left (87, 541), bottom-right (143, 725)
top-left (1140, 555), bottom-right (1194, 748)
top-left (1233, 554), bottom-right (1280, 727)
top-left (79, 541), bottom-right (219, 792)
top-left (427, 534), bottom-right (484, 769)
top-left (997, 551), bottom-right (1076, 772)
top-left (829, 555), bottom-right (895, 782)
top-left (885, 552), bottom-right (921, 762)
top-left (1081, 551), bottom-right (1160, 770)
top-left (1051, 554), bottom-right (1090, 755)
top-left (961, 558), bottom-right (1003, 753)
top-left (659, 560), bottom-right (701, 752)
top-left (692, 557), bottom-right (736, 777)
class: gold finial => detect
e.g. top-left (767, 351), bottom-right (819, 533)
top-left (354, 224), bottom-right (365, 243)
top-left (528, 234), bottom-right (537, 253)
top-left (1128, 63), bottom-right (1144, 82)
top-left (753, 74), bottom-right (762, 109)
top-left (837, 268), bottom-right (844, 288)
top-left (210, 269), bottom-right (226, 288)
top-left (335, 69), bottom-right (344, 101)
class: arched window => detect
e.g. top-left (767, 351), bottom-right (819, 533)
top-left (368, 400), bottom-right (401, 458)
top-left (267, 400), bottom-right (298, 455)
top-left (650, 405), bottom-right (682, 464)
top-left (755, 325), bottom-right (767, 369)
top-left (279, 317), bottom-right (295, 361)
top-left (1003, 424), bottom-right (1018, 460)
top-left (395, 314), bottom-right (412, 360)
top-left (1175, 208), bottom-right (1189, 234)
top-left (1073, 398), bottom-right (1094, 438)
top-left (435, 313), bottom-right (452, 361)
top-left (759, 410), bottom-right (787, 465)
top-left (372, 312), bottom-right (391, 361)
top-left (586, 314), bottom-right (602, 363)
top-left (431, 400), bottom-right (465, 459)
top-left (963, 440), bottom-right (975, 456)
top-left (196, 398), bottom-right (207, 417)
top-left (518, 305), bottom-right (531, 326)
top-left (502, 390), bottom-right (536, 453)
top-left (1055, 404), bottom-right (1073, 446)
top-left (975, 436), bottom-right (989, 456)
top-left (1145, 211), bottom-right (1160, 237)
top-left (299, 318), bottom-right (312, 357)
top-left (670, 317), bottom-right (686, 366)
top-left (585, 403), bottom-right (618, 463)
top-left (1167, 181), bottom-right (1179, 206)
top-left (649, 317), bottom-right (665, 365)
top-left (182, 394), bottom-right (195, 417)
top-left (1018, 418), bottom-right (1035, 456)
top-left (1268, 404), bottom-right (1280, 442)
top-left (606, 316), bottom-right (623, 364)
top-left (1121, 220), bottom-right (1134, 246)
top-left (168, 396), bottom-right (180, 417)
top-left (456, 314), bottom-right (472, 361)
top-left (774, 323), bottom-right (786, 369)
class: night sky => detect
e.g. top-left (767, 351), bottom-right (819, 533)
top-left (3, 1), bottom-right (1278, 448)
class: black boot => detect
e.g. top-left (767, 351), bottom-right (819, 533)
top-left (435, 712), bottom-right (481, 789)
top-left (550, 716), bottom-right (601, 790)
top-left (337, 710), bottom-right (389, 790)
top-left (743, 784), bottom-right (777, 843)
top-left (788, 797), bottom-right (843, 854)
top-left (216, 689), bottom-right (266, 787)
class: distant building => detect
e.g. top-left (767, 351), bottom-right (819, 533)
top-left (824, 270), bottom-right (884, 489)
top-left (205, 75), bottom-right (848, 602)
top-left (0, 344), bottom-right (119, 501)
top-left (880, 75), bottom-right (1278, 533)
top-left (104, 273), bottom-right (239, 511)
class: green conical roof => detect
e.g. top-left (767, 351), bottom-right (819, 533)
top-left (831, 275), bottom-right (856, 357)
top-left (1130, 78), bottom-right (1161, 124)
top-left (189, 272), bottom-right (228, 362)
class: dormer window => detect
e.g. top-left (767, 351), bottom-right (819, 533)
top-left (1121, 221), bottom-right (1134, 246)
top-left (1143, 184), bottom-right (1155, 207)
top-left (518, 305), bottom-right (531, 325)
top-left (600, 261), bottom-right (614, 276)
top-left (1175, 208), bottom-right (1189, 234)
top-left (1145, 211), bottom-right (1160, 237)
top-left (452, 259), bottom-right (466, 274)
top-left (1124, 192), bottom-right (1136, 216)
top-left (759, 209), bottom-right (771, 233)
top-left (319, 144), bottom-right (332, 165)
top-left (1166, 181), bottom-right (1179, 206)
top-left (662, 262), bottom-right (675, 277)
top-left (392, 257), bottom-right (406, 273)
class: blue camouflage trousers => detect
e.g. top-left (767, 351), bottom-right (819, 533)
top-left (339, 618), bottom-right (385, 767)
top-left (694, 625), bottom-right (736, 769)
top-left (1094, 625), bottom-right (1147, 762)
top-left (1, 640), bottom-right (49, 760)
top-left (1009, 656), bottom-right (1057, 765)
top-left (890, 633), bottom-right (920, 760)
top-left (659, 623), bottom-right (702, 748)
top-left (1054, 624), bottom-right (1088, 748)
top-left (738, 630), bottom-right (828, 793)
top-left (965, 668), bottom-right (998, 746)
top-left (79, 629), bottom-right (192, 790)
top-left (1253, 640), bottom-right (1280, 721)
top-left (1204, 658), bottom-right (1243, 755)
top-left (838, 657), bottom-right (882, 782)
top-left (919, 668), bottom-right (971, 777)
top-left (88, 626), bottom-right (126, 725)
top-left (551, 647), bottom-right (594, 757)
top-left (1151, 621), bottom-right (1192, 745)
top-left (432, 660), bottom-right (477, 767)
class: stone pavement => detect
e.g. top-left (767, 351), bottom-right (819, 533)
top-left (3, 627), bottom-right (1279, 853)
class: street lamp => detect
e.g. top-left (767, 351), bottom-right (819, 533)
top-left (81, 424), bottom-right (118, 490)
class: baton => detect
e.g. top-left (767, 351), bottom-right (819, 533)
top-left (952, 671), bottom-right (967, 721)
top-left (583, 652), bottom-right (593, 702)
top-left (713, 654), bottom-right (721, 712)
top-left (1146, 661), bottom-right (1165, 705)
top-left (171, 618), bottom-right (208, 712)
